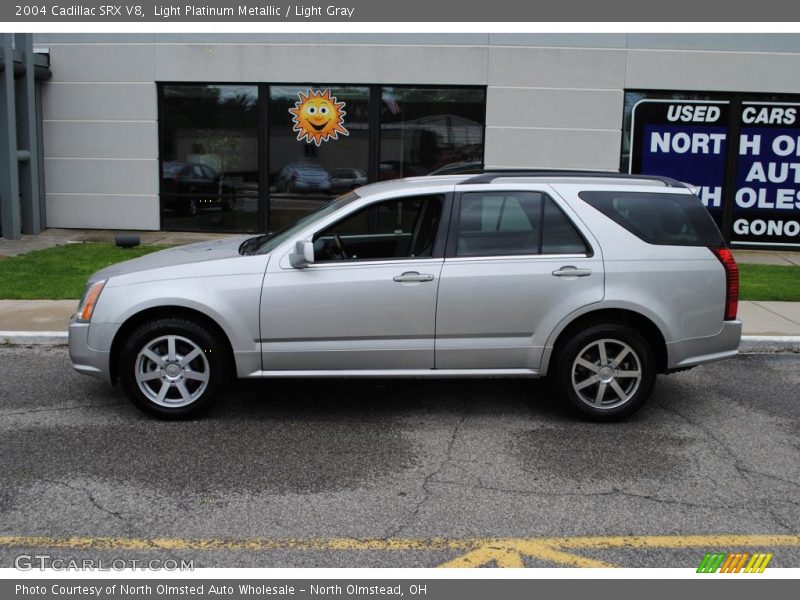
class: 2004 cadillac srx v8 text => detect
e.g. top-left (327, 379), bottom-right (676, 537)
top-left (69, 172), bottom-right (742, 421)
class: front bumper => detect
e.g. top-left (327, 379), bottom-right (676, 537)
top-left (68, 321), bottom-right (112, 383)
top-left (666, 320), bottom-right (743, 370)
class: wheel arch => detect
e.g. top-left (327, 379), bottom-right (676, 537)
top-left (109, 305), bottom-right (235, 384)
top-left (541, 307), bottom-right (669, 377)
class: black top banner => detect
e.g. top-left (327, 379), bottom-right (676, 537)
top-left (3, 0), bottom-right (800, 22)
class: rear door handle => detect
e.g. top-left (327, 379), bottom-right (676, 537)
top-left (552, 266), bottom-right (592, 277)
top-left (393, 271), bottom-right (434, 283)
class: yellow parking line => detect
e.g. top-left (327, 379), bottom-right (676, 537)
top-left (553, 534), bottom-right (800, 549)
top-left (1, 534), bottom-right (798, 568)
top-left (438, 540), bottom-right (616, 568)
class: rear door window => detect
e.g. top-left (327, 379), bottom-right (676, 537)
top-left (456, 192), bottom-right (542, 257)
top-left (454, 191), bottom-right (590, 257)
top-left (578, 191), bottom-right (725, 247)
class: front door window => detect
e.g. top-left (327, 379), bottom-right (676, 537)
top-left (312, 195), bottom-right (444, 262)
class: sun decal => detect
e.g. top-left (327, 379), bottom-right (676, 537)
top-left (289, 89), bottom-right (349, 146)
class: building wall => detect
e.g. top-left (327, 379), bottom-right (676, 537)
top-left (33, 33), bottom-right (800, 231)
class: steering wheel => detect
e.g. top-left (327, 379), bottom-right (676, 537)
top-left (333, 234), bottom-right (349, 259)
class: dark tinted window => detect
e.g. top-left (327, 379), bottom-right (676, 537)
top-left (455, 192), bottom-right (591, 257)
top-left (269, 86), bottom-right (370, 232)
top-left (579, 191), bottom-right (725, 247)
top-left (542, 197), bottom-right (589, 254)
top-left (160, 84), bottom-right (259, 232)
top-left (380, 87), bottom-right (485, 180)
top-left (313, 195), bottom-right (443, 262)
top-left (456, 192), bottom-right (542, 256)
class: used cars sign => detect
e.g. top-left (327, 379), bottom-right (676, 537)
top-left (630, 98), bottom-right (800, 249)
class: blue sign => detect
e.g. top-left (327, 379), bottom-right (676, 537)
top-left (733, 103), bottom-right (800, 246)
top-left (630, 99), bottom-right (800, 247)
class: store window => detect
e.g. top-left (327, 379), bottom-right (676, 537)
top-left (158, 83), bottom-right (486, 234)
top-left (160, 84), bottom-right (260, 232)
top-left (268, 86), bottom-right (370, 232)
top-left (379, 87), bottom-right (485, 179)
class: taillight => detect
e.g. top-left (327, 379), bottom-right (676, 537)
top-left (710, 247), bottom-right (739, 321)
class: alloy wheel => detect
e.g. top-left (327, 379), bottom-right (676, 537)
top-left (134, 335), bottom-right (210, 407)
top-left (570, 338), bottom-right (642, 409)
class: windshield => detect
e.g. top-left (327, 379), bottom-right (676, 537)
top-left (239, 193), bottom-right (360, 255)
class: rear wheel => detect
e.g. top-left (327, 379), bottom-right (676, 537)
top-left (119, 318), bottom-right (231, 419)
top-left (554, 323), bottom-right (656, 421)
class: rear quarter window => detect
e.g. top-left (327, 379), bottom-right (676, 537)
top-left (578, 191), bottom-right (724, 247)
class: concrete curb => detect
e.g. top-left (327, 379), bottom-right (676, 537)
top-left (738, 335), bottom-right (800, 353)
top-left (0, 331), bottom-right (68, 346)
top-left (1, 332), bottom-right (799, 353)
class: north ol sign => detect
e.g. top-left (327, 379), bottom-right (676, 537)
top-left (630, 98), bottom-right (800, 249)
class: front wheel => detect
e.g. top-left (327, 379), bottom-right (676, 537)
top-left (553, 323), bottom-right (656, 421)
top-left (118, 318), bottom-right (230, 419)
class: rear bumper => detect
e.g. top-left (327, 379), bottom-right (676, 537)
top-left (68, 321), bottom-right (112, 383)
top-left (666, 320), bottom-right (742, 370)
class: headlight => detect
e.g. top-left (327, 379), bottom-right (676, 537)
top-left (75, 280), bottom-right (106, 323)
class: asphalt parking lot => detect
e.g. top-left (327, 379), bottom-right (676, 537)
top-left (0, 346), bottom-right (798, 568)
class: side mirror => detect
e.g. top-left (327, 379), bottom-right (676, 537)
top-left (289, 239), bottom-right (315, 269)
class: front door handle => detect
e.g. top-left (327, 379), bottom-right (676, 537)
top-left (552, 266), bottom-right (592, 277)
top-left (393, 271), bottom-right (434, 283)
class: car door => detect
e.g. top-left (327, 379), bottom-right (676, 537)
top-left (259, 193), bottom-right (450, 371)
top-left (435, 185), bottom-right (604, 371)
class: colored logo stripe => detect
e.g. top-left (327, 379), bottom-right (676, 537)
top-left (697, 552), bottom-right (773, 573)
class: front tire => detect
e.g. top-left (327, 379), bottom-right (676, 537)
top-left (554, 323), bottom-right (656, 421)
top-left (119, 318), bottom-right (230, 419)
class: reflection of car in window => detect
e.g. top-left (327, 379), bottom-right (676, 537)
top-left (161, 161), bottom-right (235, 216)
top-left (329, 168), bottom-right (367, 193)
top-left (275, 161), bottom-right (332, 194)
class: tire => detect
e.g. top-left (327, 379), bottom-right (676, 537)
top-left (118, 317), bottom-right (231, 419)
top-left (553, 322), bottom-right (656, 422)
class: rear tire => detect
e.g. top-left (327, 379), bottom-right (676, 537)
top-left (118, 317), bottom-right (231, 419)
top-left (553, 322), bottom-right (656, 421)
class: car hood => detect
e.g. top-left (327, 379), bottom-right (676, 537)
top-left (89, 236), bottom-right (254, 282)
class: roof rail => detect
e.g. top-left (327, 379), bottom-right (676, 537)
top-left (461, 170), bottom-right (686, 188)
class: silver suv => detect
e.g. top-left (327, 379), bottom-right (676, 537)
top-left (69, 172), bottom-right (742, 421)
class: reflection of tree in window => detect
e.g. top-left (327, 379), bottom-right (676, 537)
top-left (160, 84), bottom-right (259, 232)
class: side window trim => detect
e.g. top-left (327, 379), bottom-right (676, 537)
top-left (446, 189), bottom-right (592, 259)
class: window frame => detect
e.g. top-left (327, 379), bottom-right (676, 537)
top-left (304, 192), bottom-right (454, 266)
top-left (445, 189), bottom-right (594, 259)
